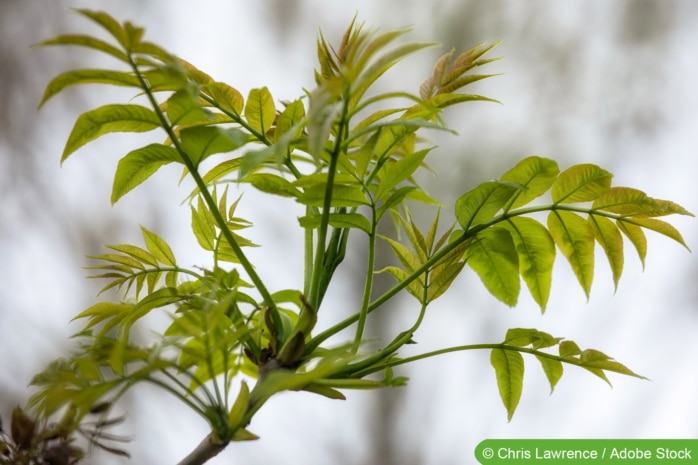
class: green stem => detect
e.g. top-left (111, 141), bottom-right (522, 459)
top-left (351, 343), bottom-right (573, 379)
top-left (352, 205), bottom-right (377, 351)
top-left (307, 98), bottom-right (350, 308)
top-left (129, 56), bottom-right (275, 310)
top-left (308, 202), bottom-right (619, 351)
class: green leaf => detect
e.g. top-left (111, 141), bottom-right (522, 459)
top-left (165, 89), bottom-right (213, 126)
top-left (578, 349), bottom-right (646, 380)
top-left (297, 183), bottom-right (368, 207)
top-left (490, 348), bottom-right (524, 421)
top-left (465, 228), bottom-right (520, 306)
top-left (179, 126), bottom-right (248, 166)
top-left (61, 104), bottom-right (160, 162)
top-left (37, 34), bottom-right (129, 63)
top-left (616, 220), bottom-right (647, 267)
top-left (140, 226), bottom-right (176, 266)
top-left (242, 173), bottom-right (300, 198)
top-left (380, 236), bottom-right (422, 274)
top-left (559, 340), bottom-right (582, 358)
top-left (204, 82), bottom-right (244, 115)
top-left (551, 164), bottom-right (612, 204)
top-left (455, 181), bottom-right (519, 231)
top-left (244, 87), bottom-right (276, 135)
top-left (547, 211), bottom-right (595, 298)
top-left (228, 381), bottom-right (250, 427)
top-left (501, 217), bottom-right (555, 311)
top-left (588, 215), bottom-right (624, 290)
top-left (111, 144), bottom-right (180, 204)
top-left (201, 158), bottom-right (243, 185)
top-left (500, 156), bottom-right (559, 210)
top-left (105, 244), bottom-right (158, 267)
top-left (374, 149), bottom-right (428, 200)
top-left (299, 213), bottom-right (372, 234)
top-left (275, 99), bottom-right (306, 141)
top-left (191, 197), bottom-right (216, 251)
top-left (624, 217), bottom-right (691, 250)
top-left (39, 69), bottom-right (141, 108)
top-left (535, 356), bottom-right (563, 393)
top-left (74, 9), bottom-right (128, 49)
top-left (593, 187), bottom-right (694, 218)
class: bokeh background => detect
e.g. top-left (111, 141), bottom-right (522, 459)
top-left (1, 1), bottom-right (697, 464)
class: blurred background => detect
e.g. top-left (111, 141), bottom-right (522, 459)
top-left (1, 1), bottom-right (696, 464)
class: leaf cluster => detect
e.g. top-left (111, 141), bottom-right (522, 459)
top-left (28, 9), bottom-right (692, 462)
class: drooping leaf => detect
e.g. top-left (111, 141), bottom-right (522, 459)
top-left (455, 181), bottom-right (519, 231)
top-left (244, 87), bottom-right (276, 135)
top-left (588, 215), bottom-right (624, 290)
top-left (547, 210), bottom-right (595, 298)
top-left (500, 156), bottom-right (559, 210)
top-left (551, 163), bottom-right (612, 204)
top-left (616, 220), bottom-right (647, 267)
top-left (465, 228), bottom-right (520, 306)
top-left (501, 217), bottom-right (555, 311)
top-left (61, 104), bottom-right (160, 162)
top-left (535, 356), bottom-right (563, 394)
top-left (624, 217), bottom-right (691, 250)
top-left (490, 348), bottom-right (524, 422)
top-left (39, 69), bottom-right (141, 108)
top-left (111, 144), bottom-right (180, 204)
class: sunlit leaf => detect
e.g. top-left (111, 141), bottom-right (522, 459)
top-left (551, 164), bottom-right (612, 204)
top-left (588, 215), bottom-right (623, 290)
top-left (62, 104), bottom-right (160, 162)
top-left (490, 348), bottom-right (524, 422)
top-left (165, 89), bottom-right (213, 126)
top-left (297, 183), bottom-right (368, 207)
top-left (374, 149), bottom-right (428, 201)
top-left (500, 156), bottom-right (559, 210)
top-left (465, 228), bottom-right (519, 306)
top-left (624, 217), bottom-right (690, 250)
top-left (245, 87), bottom-right (276, 135)
top-left (179, 126), bottom-right (247, 166)
top-left (111, 144), bottom-right (180, 204)
top-left (535, 356), bottom-right (563, 393)
top-left (74, 9), bottom-right (128, 49)
top-left (616, 220), bottom-right (647, 267)
top-left (242, 173), bottom-right (300, 198)
top-left (455, 181), bottom-right (519, 231)
top-left (501, 217), bottom-right (555, 311)
top-left (203, 82), bottom-right (244, 115)
top-left (547, 211), bottom-right (595, 298)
